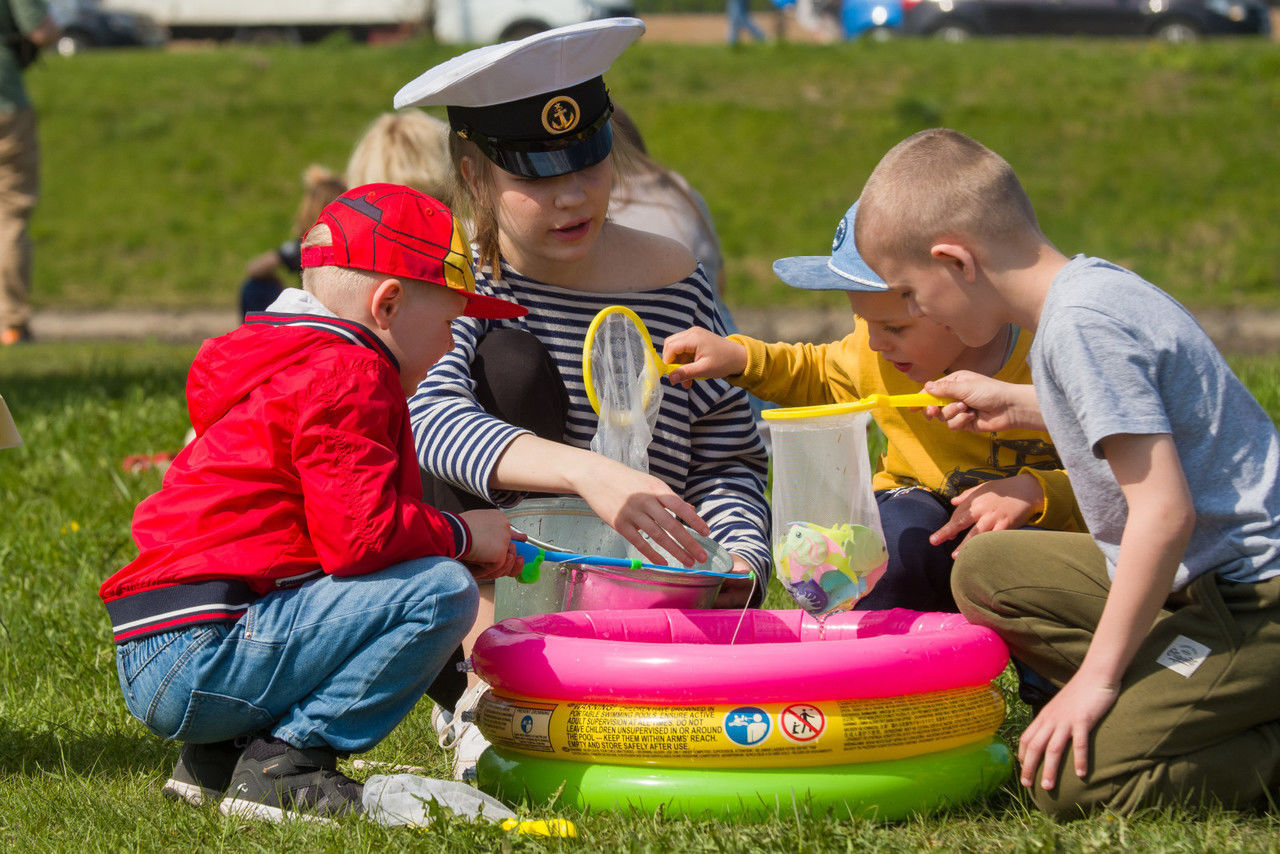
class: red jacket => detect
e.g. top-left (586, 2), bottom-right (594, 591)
top-left (100, 312), bottom-right (470, 643)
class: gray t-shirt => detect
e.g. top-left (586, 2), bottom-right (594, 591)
top-left (1031, 255), bottom-right (1280, 590)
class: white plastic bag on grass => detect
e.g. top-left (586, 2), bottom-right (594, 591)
top-left (362, 774), bottom-right (515, 827)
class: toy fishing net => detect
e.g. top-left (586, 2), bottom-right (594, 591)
top-left (764, 404), bottom-right (889, 618)
top-left (583, 306), bottom-right (663, 473)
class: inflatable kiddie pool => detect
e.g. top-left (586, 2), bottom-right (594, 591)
top-left (472, 608), bottom-right (1012, 820)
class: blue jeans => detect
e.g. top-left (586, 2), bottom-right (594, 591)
top-left (727, 0), bottom-right (766, 43)
top-left (856, 487), bottom-right (962, 613)
top-left (115, 557), bottom-right (478, 754)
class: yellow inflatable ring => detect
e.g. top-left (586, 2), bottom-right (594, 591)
top-left (476, 684), bottom-right (1005, 769)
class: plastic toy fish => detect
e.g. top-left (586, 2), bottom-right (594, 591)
top-left (774, 521), bottom-right (889, 617)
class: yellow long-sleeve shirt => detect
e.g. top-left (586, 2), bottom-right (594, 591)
top-left (731, 322), bottom-right (1083, 532)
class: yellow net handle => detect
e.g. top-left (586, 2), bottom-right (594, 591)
top-left (582, 305), bottom-right (678, 415)
top-left (761, 393), bottom-right (952, 422)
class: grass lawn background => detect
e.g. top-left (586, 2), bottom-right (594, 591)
top-left (3, 34), bottom-right (1280, 850)
top-left (25, 36), bottom-right (1280, 317)
top-left (2, 342), bottom-right (1280, 849)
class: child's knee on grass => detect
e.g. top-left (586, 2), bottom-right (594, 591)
top-left (949, 529), bottom-right (1019, 617)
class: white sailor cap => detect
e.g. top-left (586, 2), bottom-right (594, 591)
top-left (394, 17), bottom-right (645, 179)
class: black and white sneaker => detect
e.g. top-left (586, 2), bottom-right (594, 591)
top-left (163, 740), bottom-right (243, 806)
top-left (218, 736), bottom-right (364, 823)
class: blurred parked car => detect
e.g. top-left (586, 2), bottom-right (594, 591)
top-left (773, 0), bottom-right (904, 37)
top-left (902, 0), bottom-right (1271, 41)
top-left (842, 0), bottom-right (905, 36)
top-left (49, 0), bottom-right (165, 55)
top-left (93, 0), bottom-right (633, 45)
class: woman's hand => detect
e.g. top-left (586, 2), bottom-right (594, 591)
top-left (574, 458), bottom-right (712, 567)
top-left (491, 435), bottom-right (712, 568)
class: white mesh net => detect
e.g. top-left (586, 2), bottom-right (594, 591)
top-left (586, 311), bottom-right (662, 473)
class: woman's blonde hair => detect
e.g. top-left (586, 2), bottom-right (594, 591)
top-left (346, 110), bottom-right (457, 209)
top-left (449, 115), bottom-right (639, 278)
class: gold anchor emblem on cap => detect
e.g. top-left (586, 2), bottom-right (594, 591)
top-left (541, 96), bottom-right (580, 135)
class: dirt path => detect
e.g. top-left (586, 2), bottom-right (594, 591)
top-left (25, 305), bottom-right (1280, 356)
top-left (640, 11), bottom-right (1280, 42)
top-left (641, 12), bottom-right (827, 44)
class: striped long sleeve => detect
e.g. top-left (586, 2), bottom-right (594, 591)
top-left (408, 264), bottom-right (772, 582)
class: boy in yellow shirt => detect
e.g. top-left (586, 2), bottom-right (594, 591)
top-left (665, 200), bottom-right (1081, 614)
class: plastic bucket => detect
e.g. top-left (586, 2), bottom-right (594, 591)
top-left (563, 562), bottom-right (722, 611)
top-left (496, 497), bottom-right (730, 621)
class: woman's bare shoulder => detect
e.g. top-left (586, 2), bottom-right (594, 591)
top-left (602, 223), bottom-right (697, 290)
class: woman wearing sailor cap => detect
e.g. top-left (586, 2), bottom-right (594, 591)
top-left (399, 19), bottom-right (772, 779)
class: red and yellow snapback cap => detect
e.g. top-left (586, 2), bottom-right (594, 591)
top-left (300, 183), bottom-right (526, 320)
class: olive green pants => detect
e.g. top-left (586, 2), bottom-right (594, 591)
top-left (952, 529), bottom-right (1280, 819)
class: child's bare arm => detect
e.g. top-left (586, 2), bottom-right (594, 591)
top-left (663, 326), bottom-right (748, 388)
top-left (245, 249), bottom-right (283, 278)
top-left (931, 473), bottom-right (1046, 556)
top-left (1017, 433), bottom-right (1194, 791)
top-left (491, 434), bottom-right (712, 568)
top-left (923, 372), bottom-right (1046, 432)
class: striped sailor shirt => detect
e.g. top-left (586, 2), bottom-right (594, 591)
top-left (409, 264), bottom-right (772, 582)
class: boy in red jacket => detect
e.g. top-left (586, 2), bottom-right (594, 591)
top-left (100, 184), bottom-right (528, 822)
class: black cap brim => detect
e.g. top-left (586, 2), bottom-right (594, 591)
top-left (482, 121), bottom-right (614, 178)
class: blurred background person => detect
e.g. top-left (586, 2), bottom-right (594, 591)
top-left (0, 0), bottom-right (56, 345)
top-left (726, 0), bottom-right (767, 44)
top-left (345, 109), bottom-right (457, 210)
top-left (608, 106), bottom-right (726, 303)
top-left (238, 165), bottom-right (346, 316)
top-left (609, 105), bottom-right (771, 426)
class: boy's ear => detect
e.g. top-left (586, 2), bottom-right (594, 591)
top-left (929, 242), bottom-right (977, 283)
top-left (370, 277), bottom-right (404, 330)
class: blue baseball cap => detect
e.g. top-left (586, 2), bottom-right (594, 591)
top-left (772, 200), bottom-right (888, 292)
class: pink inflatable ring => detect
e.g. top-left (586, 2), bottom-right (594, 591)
top-left (472, 608), bottom-right (1008, 705)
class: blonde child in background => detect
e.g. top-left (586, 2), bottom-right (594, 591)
top-left (665, 200), bottom-right (1082, 616)
top-left (395, 19), bottom-right (771, 781)
top-left (345, 109), bottom-right (458, 209)
top-left (101, 184), bottom-right (525, 822)
top-left (239, 165), bottom-right (346, 316)
top-left (856, 127), bottom-right (1280, 817)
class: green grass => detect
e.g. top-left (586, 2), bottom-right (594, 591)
top-left (24, 37), bottom-right (1280, 316)
top-left (3, 341), bottom-right (1280, 849)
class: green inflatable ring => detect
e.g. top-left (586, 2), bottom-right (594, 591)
top-left (477, 737), bottom-right (1011, 821)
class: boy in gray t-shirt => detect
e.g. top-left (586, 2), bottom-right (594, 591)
top-left (1033, 254), bottom-right (1280, 591)
top-left (854, 128), bottom-right (1280, 819)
